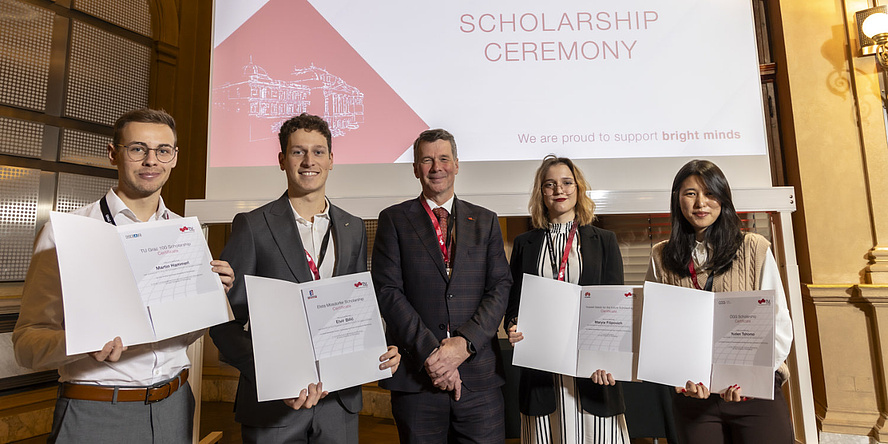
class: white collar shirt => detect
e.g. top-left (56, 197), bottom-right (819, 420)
top-left (424, 195), bottom-right (454, 215)
top-left (13, 188), bottom-right (200, 386)
top-left (692, 240), bottom-right (709, 268)
top-left (291, 198), bottom-right (335, 280)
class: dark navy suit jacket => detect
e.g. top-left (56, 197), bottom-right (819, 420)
top-left (371, 196), bottom-right (512, 393)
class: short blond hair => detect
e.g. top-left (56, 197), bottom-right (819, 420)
top-left (529, 155), bottom-right (596, 229)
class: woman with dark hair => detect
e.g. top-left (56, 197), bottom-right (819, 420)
top-left (506, 155), bottom-right (629, 443)
top-left (646, 159), bottom-right (794, 443)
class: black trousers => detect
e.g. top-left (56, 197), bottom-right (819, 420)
top-left (672, 376), bottom-right (793, 444)
top-left (391, 387), bottom-right (505, 444)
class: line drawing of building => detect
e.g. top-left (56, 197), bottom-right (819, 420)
top-left (213, 57), bottom-right (364, 140)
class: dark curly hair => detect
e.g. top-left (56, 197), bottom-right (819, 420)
top-left (278, 113), bottom-right (332, 153)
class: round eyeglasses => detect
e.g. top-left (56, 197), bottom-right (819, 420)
top-left (116, 143), bottom-right (178, 163)
top-left (541, 180), bottom-right (576, 195)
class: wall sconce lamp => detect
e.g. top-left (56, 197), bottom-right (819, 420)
top-left (858, 6), bottom-right (888, 69)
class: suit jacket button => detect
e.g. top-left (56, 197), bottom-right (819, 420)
top-left (438, 324), bottom-right (446, 330)
top-left (447, 294), bottom-right (453, 299)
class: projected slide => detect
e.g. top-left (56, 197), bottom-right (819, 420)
top-left (210, 0), bottom-right (767, 166)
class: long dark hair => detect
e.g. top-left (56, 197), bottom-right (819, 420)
top-left (662, 160), bottom-right (743, 277)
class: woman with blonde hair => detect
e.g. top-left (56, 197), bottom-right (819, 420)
top-left (506, 155), bottom-right (629, 443)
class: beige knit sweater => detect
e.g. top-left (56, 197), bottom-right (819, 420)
top-left (650, 232), bottom-right (770, 292)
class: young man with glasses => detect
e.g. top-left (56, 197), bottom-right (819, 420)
top-left (13, 108), bottom-right (235, 442)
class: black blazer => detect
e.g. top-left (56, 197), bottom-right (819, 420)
top-left (505, 224), bottom-right (626, 417)
top-left (209, 192), bottom-right (366, 427)
top-left (371, 196), bottom-right (512, 393)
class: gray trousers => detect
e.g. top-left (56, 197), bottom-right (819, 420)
top-left (241, 396), bottom-right (359, 444)
top-left (49, 380), bottom-right (194, 443)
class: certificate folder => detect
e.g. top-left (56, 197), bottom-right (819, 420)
top-left (511, 274), bottom-right (639, 381)
top-left (245, 272), bottom-right (391, 402)
top-left (636, 281), bottom-right (776, 400)
top-left (51, 211), bottom-right (232, 356)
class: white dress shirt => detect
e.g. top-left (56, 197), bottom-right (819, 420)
top-left (291, 198), bottom-right (335, 280)
top-left (424, 195), bottom-right (454, 215)
top-left (13, 188), bottom-right (201, 386)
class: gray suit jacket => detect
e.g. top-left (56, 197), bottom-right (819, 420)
top-left (209, 192), bottom-right (366, 427)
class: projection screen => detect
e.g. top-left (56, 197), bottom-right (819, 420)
top-left (206, 0), bottom-right (772, 205)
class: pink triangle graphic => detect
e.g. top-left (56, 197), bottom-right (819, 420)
top-left (210, 0), bottom-right (428, 166)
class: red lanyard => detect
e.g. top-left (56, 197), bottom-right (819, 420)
top-left (420, 199), bottom-right (451, 266)
top-left (305, 250), bottom-right (321, 280)
top-left (303, 222), bottom-right (333, 281)
top-left (688, 261), bottom-right (714, 291)
top-left (545, 220), bottom-right (579, 281)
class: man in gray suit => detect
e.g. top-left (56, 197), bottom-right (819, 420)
top-left (209, 113), bottom-right (400, 443)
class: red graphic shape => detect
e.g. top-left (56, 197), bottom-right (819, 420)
top-left (210, 0), bottom-right (428, 167)
top-left (758, 298), bottom-right (766, 304)
top-left (624, 292), bottom-right (632, 297)
top-left (179, 226), bottom-right (189, 232)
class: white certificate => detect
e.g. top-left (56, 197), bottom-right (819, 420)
top-left (245, 272), bottom-right (390, 402)
top-left (51, 211), bottom-right (231, 355)
top-left (577, 286), bottom-right (638, 381)
top-left (637, 281), bottom-right (776, 399)
top-left (710, 291), bottom-right (775, 399)
top-left (512, 275), bottom-right (580, 376)
top-left (512, 274), bottom-right (639, 381)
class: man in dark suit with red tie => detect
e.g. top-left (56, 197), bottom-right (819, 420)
top-left (371, 128), bottom-right (512, 443)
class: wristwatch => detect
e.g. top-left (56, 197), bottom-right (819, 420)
top-left (458, 334), bottom-right (476, 356)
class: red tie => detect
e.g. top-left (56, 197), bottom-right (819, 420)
top-left (432, 207), bottom-right (449, 244)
